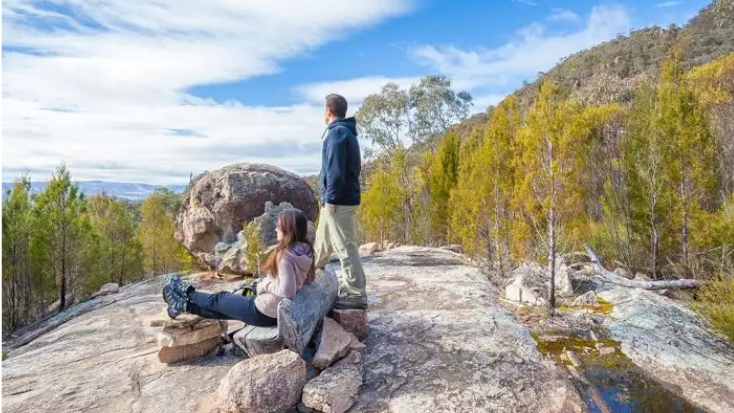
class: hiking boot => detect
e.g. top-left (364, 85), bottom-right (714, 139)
top-left (163, 283), bottom-right (188, 319)
top-left (166, 273), bottom-right (192, 297)
top-left (333, 294), bottom-right (368, 310)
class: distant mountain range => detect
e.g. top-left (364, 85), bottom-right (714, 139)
top-left (1, 181), bottom-right (187, 202)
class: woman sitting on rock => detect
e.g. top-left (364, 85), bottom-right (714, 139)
top-left (162, 209), bottom-right (315, 326)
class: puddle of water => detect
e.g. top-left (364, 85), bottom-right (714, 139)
top-left (583, 362), bottom-right (704, 413)
top-left (533, 335), bottom-right (705, 413)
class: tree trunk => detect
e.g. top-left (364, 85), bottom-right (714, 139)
top-left (493, 184), bottom-right (504, 276)
top-left (548, 206), bottom-right (556, 313)
top-left (59, 230), bottom-right (67, 314)
top-left (583, 244), bottom-right (700, 289)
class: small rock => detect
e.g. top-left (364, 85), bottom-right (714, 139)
top-left (440, 244), bottom-right (464, 254)
top-left (359, 242), bottom-right (382, 255)
top-left (97, 283), bottom-right (120, 295)
top-left (157, 320), bottom-right (226, 348)
top-left (330, 309), bottom-right (367, 341)
top-left (147, 311), bottom-right (208, 329)
top-left (598, 346), bottom-right (616, 356)
top-left (505, 276), bottom-right (546, 306)
top-left (217, 349), bottom-right (306, 413)
top-left (614, 268), bottom-right (632, 279)
top-left (296, 402), bottom-right (314, 413)
top-left (313, 318), bottom-right (353, 370)
top-left (157, 337), bottom-right (219, 364)
top-left (226, 320), bottom-right (246, 336)
top-left (215, 242), bottom-right (231, 253)
top-left (347, 333), bottom-right (366, 356)
top-left (571, 291), bottom-right (598, 307)
top-left (634, 272), bottom-right (651, 281)
top-left (302, 351), bottom-right (362, 413)
top-left (589, 330), bottom-right (598, 342)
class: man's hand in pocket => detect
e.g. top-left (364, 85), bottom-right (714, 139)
top-left (326, 204), bottom-right (336, 213)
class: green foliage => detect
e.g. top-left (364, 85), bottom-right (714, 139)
top-left (2, 176), bottom-right (35, 331)
top-left (692, 274), bottom-right (734, 342)
top-left (32, 164), bottom-right (88, 311)
top-left (357, 76), bottom-right (473, 244)
top-left (139, 189), bottom-right (189, 276)
top-left (1, 164), bottom-right (193, 335)
top-left (85, 194), bottom-right (144, 290)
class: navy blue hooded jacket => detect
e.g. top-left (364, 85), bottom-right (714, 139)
top-left (320, 117), bottom-right (362, 206)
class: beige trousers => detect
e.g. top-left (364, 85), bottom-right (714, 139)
top-left (314, 205), bottom-right (366, 297)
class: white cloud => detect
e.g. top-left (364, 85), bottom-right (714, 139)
top-left (2, 0), bottom-right (412, 184)
top-left (657, 1), bottom-right (682, 7)
top-left (409, 4), bottom-right (630, 93)
top-left (548, 8), bottom-right (581, 22)
top-left (296, 76), bottom-right (420, 107)
top-left (514, 0), bottom-right (538, 6)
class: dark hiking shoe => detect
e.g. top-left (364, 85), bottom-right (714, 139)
top-left (163, 284), bottom-right (188, 319)
top-left (166, 273), bottom-right (192, 297)
top-left (333, 294), bottom-right (368, 310)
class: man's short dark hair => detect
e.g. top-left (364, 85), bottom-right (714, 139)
top-left (325, 94), bottom-right (348, 119)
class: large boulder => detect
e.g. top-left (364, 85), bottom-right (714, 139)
top-left (175, 163), bottom-right (318, 274)
top-left (216, 349), bottom-right (307, 413)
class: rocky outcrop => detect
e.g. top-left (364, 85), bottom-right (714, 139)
top-left (216, 349), bottom-right (306, 413)
top-left (1, 277), bottom-right (243, 413)
top-left (175, 163), bottom-right (317, 274)
top-left (598, 286), bottom-right (734, 413)
top-left (344, 247), bottom-right (586, 413)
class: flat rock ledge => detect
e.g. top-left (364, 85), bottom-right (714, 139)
top-left (350, 247), bottom-right (585, 413)
top-left (599, 286), bottom-right (734, 413)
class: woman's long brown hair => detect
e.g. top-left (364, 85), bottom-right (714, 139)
top-left (261, 209), bottom-right (315, 283)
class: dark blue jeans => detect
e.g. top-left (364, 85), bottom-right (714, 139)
top-left (187, 290), bottom-right (277, 327)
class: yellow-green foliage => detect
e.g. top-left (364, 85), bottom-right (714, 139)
top-left (243, 222), bottom-right (261, 275)
top-left (685, 52), bottom-right (734, 108)
top-left (359, 154), bottom-right (406, 245)
top-left (693, 274), bottom-right (734, 342)
top-left (139, 190), bottom-right (190, 275)
top-left (513, 81), bottom-right (590, 262)
top-left (450, 97), bottom-right (519, 263)
top-left (427, 132), bottom-right (460, 244)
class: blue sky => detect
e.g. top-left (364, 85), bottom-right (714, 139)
top-left (2, 0), bottom-right (711, 184)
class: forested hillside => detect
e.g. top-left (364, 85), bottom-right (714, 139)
top-left (513, 1), bottom-right (734, 108)
top-left (2, 166), bottom-right (194, 335)
top-left (354, 3), bottom-right (734, 337)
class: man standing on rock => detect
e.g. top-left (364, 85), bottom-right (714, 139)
top-left (314, 93), bottom-right (367, 310)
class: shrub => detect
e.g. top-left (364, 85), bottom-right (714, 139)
top-left (693, 274), bottom-right (734, 342)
